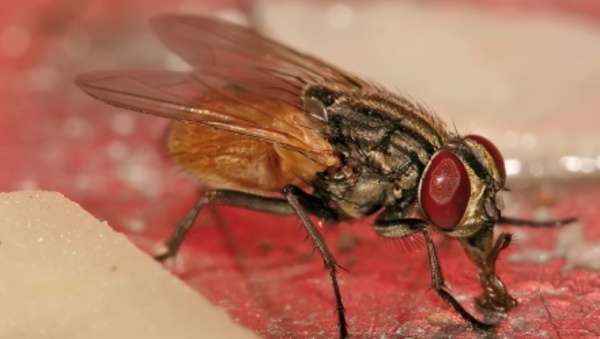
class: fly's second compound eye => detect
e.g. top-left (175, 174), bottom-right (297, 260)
top-left (420, 150), bottom-right (471, 230)
top-left (466, 134), bottom-right (506, 185)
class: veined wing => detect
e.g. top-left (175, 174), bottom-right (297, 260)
top-left (75, 15), bottom-right (376, 167)
top-left (150, 14), bottom-right (369, 91)
top-left (75, 68), bottom-right (338, 167)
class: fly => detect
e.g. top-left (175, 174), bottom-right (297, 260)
top-left (75, 15), bottom-right (575, 338)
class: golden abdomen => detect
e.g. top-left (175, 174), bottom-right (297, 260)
top-left (167, 121), bottom-right (330, 195)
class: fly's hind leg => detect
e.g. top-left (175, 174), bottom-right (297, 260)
top-left (155, 185), bottom-right (344, 335)
top-left (155, 190), bottom-right (290, 261)
top-left (155, 189), bottom-right (340, 261)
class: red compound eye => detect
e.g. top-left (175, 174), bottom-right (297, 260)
top-left (466, 134), bottom-right (506, 184)
top-left (420, 151), bottom-right (471, 230)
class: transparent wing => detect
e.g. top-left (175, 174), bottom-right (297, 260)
top-left (75, 68), bottom-right (337, 166)
top-left (150, 14), bottom-right (369, 90)
top-left (75, 15), bottom-right (372, 167)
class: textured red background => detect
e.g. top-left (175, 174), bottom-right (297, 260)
top-left (1, 1), bottom-right (599, 338)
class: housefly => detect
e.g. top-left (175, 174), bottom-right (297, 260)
top-left (75, 15), bottom-right (575, 338)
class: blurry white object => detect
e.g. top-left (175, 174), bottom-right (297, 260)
top-left (0, 191), bottom-right (258, 339)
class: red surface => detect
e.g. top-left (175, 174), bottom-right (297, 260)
top-left (1, 1), bottom-right (600, 338)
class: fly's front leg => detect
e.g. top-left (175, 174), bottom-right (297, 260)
top-left (460, 229), bottom-right (517, 313)
top-left (477, 233), bottom-right (517, 312)
top-left (283, 185), bottom-right (348, 339)
top-left (476, 215), bottom-right (576, 309)
top-left (499, 216), bottom-right (576, 227)
top-left (374, 214), bottom-right (494, 330)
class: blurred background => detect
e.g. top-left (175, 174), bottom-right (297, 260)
top-left (1, 0), bottom-right (600, 337)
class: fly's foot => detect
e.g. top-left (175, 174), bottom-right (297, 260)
top-left (153, 241), bottom-right (180, 262)
top-left (154, 250), bottom-right (174, 262)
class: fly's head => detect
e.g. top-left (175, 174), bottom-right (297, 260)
top-left (418, 134), bottom-right (507, 238)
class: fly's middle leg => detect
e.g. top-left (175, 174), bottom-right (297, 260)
top-left (284, 184), bottom-right (348, 339)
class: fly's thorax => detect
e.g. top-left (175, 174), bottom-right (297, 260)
top-left (310, 89), bottom-right (446, 174)
top-left (418, 135), bottom-right (507, 238)
top-left (313, 165), bottom-right (394, 219)
top-left (305, 86), bottom-right (451, 220)
top-left (302, 84), bottom-right (449, 158)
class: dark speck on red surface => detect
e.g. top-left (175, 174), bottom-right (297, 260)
top-left (1, 1), bottom-right (600, 338)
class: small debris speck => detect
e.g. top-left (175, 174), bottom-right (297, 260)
top-left (427, 311), bottom-right (454, 326)
top-left (336, 232), bottom-right (359, 253)
top-left (510, 317), bottom-right (528, 331)
top-left (259, 240), bottom-right (273, 256)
